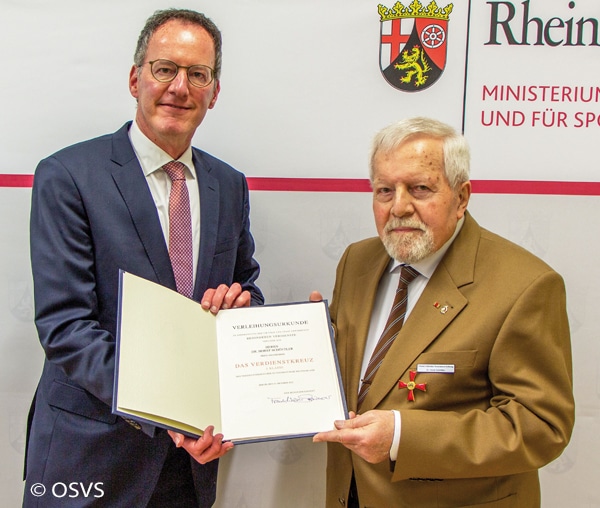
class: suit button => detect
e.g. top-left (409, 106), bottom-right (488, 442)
top-left (338, 498), bottom-right (346, 506)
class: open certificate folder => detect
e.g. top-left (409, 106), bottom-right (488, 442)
top-left (113, 271), bottom-right (348, 443)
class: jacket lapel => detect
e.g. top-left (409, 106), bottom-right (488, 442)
top-left (345, 250), bottom-right (391, 410)
top-left (109, 123), bottom-right (176, 290)
top-left (360, 214), bottom-right (479, 411)
top-left (192, 150), bottom-right (220, 299)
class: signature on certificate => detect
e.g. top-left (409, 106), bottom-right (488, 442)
top-left (269, 394), bottom-right (332, 404)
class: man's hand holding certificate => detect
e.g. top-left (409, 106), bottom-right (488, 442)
top-left (113, 272), bottom-right (347, 443)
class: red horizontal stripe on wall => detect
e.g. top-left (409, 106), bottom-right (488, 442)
top-left (0, 174), bottom-right (34, 188)
top-left (471, 180), bottom-right (600, 196)
top-left (247, 177), bottom-right (372, 192)
top-left (2, 174), bottom-right (600, 195)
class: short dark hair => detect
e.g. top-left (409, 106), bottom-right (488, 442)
top-left (133, 8), bottom-right (222, 80)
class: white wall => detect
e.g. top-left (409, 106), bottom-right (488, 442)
top-left (1, 0), bottom-right (598, 506)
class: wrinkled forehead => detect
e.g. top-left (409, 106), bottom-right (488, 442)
top-left (372, 142), bottom-right (453, 192)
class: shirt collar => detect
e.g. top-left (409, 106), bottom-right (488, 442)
top-left (128, 120), bottom-right (196, 179)
top-left (389, 215), bottom-right (465, 279)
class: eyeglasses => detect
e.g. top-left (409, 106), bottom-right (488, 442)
top-left (147, 59), bottom-right (215, 88)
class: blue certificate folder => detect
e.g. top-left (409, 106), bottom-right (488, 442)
top-left (113, 271), bottom-right (348, 444)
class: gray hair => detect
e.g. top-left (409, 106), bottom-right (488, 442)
top-left (369, 117), bottom-right (470, 189)
top-left (133, 8), bottom-right (222, 80)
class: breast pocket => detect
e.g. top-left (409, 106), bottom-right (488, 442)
top-left (415, 350), bottom-right (477, 369)
top-left (214, 237), bottom-right (237, 256)
top-left (400, 351), bottom-right (485, 410)
top-left (207, 237), bottom-right (239, 285)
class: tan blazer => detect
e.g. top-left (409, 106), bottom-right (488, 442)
top-left (325, 213), bottom-right (574, 508)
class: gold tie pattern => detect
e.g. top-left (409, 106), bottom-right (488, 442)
top-left (163, 161), bottom-right (194, 298)
top-left (357, 265), bottom-right (419, 409)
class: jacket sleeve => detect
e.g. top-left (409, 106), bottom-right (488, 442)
top-left (30, 155), bottom-right (117, 407)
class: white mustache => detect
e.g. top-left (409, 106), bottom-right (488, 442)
top-left (384, 218), bottom-right (426, 233)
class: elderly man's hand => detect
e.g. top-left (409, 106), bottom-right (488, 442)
top-left (312, 410), bottom-right (395, 464)
top-left (309, 291), bottom-right (323, 302)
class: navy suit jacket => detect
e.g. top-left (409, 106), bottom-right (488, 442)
top-left (24, 122), bottom-right (263, 507)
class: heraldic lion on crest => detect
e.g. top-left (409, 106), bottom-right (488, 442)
top-left (394, 45), bottom-right (431, 87)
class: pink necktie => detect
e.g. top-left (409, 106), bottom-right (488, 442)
top-left (357, 265), bottom-right (419, 409)
top-left (163, 161), bottom-right (194, 298)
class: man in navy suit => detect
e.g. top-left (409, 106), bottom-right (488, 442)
top-left (24, 8), bottom-right (263, 507)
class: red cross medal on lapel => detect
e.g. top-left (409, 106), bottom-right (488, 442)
top-left (398, 370), bottom-right (426, 401)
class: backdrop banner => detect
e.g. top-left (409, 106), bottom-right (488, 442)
top-left (1, 1), bottom-right (597, 506)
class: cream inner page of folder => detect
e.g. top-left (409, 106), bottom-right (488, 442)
top-left (116, 271), bottom-right (221, 435)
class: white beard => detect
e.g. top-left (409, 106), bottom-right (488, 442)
top-left (381, 218), bottom-right (435, 264)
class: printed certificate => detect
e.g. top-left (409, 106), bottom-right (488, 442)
top-left (113, 271), bottom-right (347, 443)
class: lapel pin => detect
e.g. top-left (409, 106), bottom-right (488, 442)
top-left (433, 302), bottom-right (450, 314)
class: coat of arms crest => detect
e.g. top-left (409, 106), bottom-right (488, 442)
top-left (378, 0), bottom-right (453, 92)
